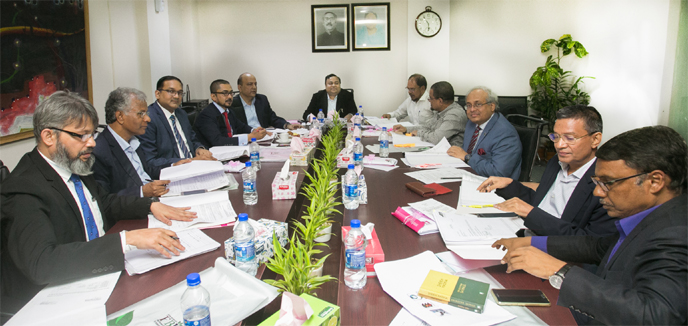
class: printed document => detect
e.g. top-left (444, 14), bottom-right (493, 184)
top-left (260, 147), bottom-right (293, 162)
top-left (434, 212), bottom-right (524, 260)
top-left (404, 168), bottom-right (472, 184)
top-left (408, 198), bottom-right (458, 219)
top-left (405, 138), bottom-right (469, 168)
top-left (209, 145), bottom-right (249, 161)
top-left (392, 132), bottom-right (435, 147)
top-left (148, 191), bottom-right (237, 231)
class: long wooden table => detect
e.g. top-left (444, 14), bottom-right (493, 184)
top-left (106, 138), bottom-right (575, 325)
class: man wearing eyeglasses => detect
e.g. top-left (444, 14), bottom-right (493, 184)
top-left (382, 74), bottom-right (434, 127)
top-left (195, 79), bottom-right (268, 147)
top-left (139, 76), bottom-right (215, 173)
top-left (1, 91), bottom-right (198, 313)
top-left (477, 105), bottom-right (616, 237)
top-left (230, 73), bottom-right (298, 130)
top-left (93, 87), bottom-right (178, 198)
top-left (447, 86), bottom-right (521, 179)
top-left (492, 126), bottom-right (687, 325)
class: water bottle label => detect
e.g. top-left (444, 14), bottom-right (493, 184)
top-left (243, 180), bottom-right (255, 192)
top-left (345, 249), bottom-right (366, 269)
top-left (353, 153), bottom-right (362, 161)
top-left (184, 315), bottom-right (210, 326)
top-left (183, 306), bottom-right (210, 326)
top-left (235, 241), bottom-right (255, 262)
top-left (250, 152), bottom-right (259, 161)
top-left (345, 184), bottom-right (358, 197)
top-left (380, 140), bottom-right (389, 148)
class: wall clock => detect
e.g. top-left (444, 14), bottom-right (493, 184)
top-left (415, 6), bottom-right (441, 38)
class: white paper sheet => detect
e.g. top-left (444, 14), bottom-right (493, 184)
top-left (160, 160), bottom-right (225, 181)
top-left (366, 144), bottom-right (425, 154)
top-left (124, 229), bottom-right (220, 275)
top-left (164, 171), bottom-right (230, 197)
top-left (408, 198), bottom-right (458, 220)
top-left (404, 168), bottom-right (473, 184)
top-left (458, 178), bottom-right (507, 207)
top-left (435, 251), bottom-right (501, 274)
top-left (149, 191), bottom-right (237, 231)
top-left (365, 117), bottom-right (398, 126)
top-left (260, 147), bottom-right (294, 162)
top-left (209, 145), bottom-right (249, 161)
top-left (434, 212), bottom-right (523, 243)
top-left (392, 132), bottom-right (435, 147)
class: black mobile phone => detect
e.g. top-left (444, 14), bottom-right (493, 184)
top-left (491, 289), bottom-right (551, 306)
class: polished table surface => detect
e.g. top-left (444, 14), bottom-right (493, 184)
top-left (106, 138), bottom-right (575, 325)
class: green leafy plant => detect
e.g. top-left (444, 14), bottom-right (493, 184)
top-left (529, 34), bottom-right (594, 127)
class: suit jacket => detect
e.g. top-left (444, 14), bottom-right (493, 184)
top-left (496, 157), bottom-right (616, 237)
top-left (317, 29), bottom-right (345, 46)
top-left (0, 148), bottom-right (151, 310)
top-left (546, 194), bottom-right (687, 325)
top-left (139, 102), bottom-right (204, 171)
top-left (230, 94), bottom-right (288, 129)
top-left (302, 89), bottom-right (357, 121)
top-left (93, 128), bottom-right (160, 195)
top-left (194, 103), bottom-right (253, 148)
top-left (462, 112), bottom-right (522, 179)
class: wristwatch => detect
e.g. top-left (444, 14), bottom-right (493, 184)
top-left (549, 264), bottom-right (573, 289)
top-left (464, 154), bottom-right (471, 162)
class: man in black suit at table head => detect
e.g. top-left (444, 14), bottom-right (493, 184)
top-left (230, 73), bottom-right (299, 130)
top-left (317, 11), bottom-right (345, 46)
top-left (302, 73), bottom-right (357, 121)
top-left (493, 125), bottom-right (687, 325)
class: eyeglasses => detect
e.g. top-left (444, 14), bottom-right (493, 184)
top-left (548, 133), bottom-right (590, 144)
top-left (326, 82), bottom-right (340, 86)
top-left (405, 87), bottom-right (417, 92)
top-left (135, 111), bottom-right (149, 118)
top-left (213, 91), bottom-right (238, 97)
top-left (49, 127), bottom-right (98, 142)
top-left (158, 89), bottom-right (185, 97)
top-left (591, 172), bottom-right (647, 192)
top-left (465, 102), bottom-right (491, 110)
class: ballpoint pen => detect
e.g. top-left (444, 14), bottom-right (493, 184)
top-left (461, 204), bottom-right (494, 208)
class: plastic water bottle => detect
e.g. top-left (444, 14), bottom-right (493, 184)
top-left (249, 138), bottom-right (261, 171)
top-left (353, 137), bottom-right (363, 167)
top-left (379, 127), bottom-right (390, 158)
top-left (358, 105), bottom-right (364, 117)
top-left (358, 175), bottom-right (367, 204)
top-left (353, 112), bottom-right (362, 127)
top-left (343, 164), bottom-right (359, 210)
top-left (181, 273), bottom-right (211, 326)
top-left (242, 162), bottom-right (257, 205)
top-left (233, 213), bottom-right (258, 276)
top-left (317, 109), bottom-right (325, 121)
top-left (344, 219), bottom-right (367, 289)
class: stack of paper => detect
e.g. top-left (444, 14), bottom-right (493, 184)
top-left (124, 228), bottom-right (221, 275)
top-left (160, 161), bottom-right (230, 196)
top-left (210, 145), bottom-right (249, 161)
top-left (260, 146), bottom-right (294, 162)
top-left (392, 133), bottom-right (435, 147)
top-left (405, 168), bottom-right (473, 184)
top-left (434, 211), bottom-right (523, 260)
top-left (454, 178), bottom-right (517, 217)
top-left (148, 191), bottom-right (237, 231)
top-left (405, 138), bottom-right (469, 168)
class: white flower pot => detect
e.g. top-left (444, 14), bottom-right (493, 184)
top-left (314, 223), bottom-right (332, 243)
top-left (309, 263), bottom-right (324, 278)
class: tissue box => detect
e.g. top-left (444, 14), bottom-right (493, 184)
top-left (258, 293), bottom-right (340, 326)
top-left (301, 136), bottom-right (317, 148)
top-left (290, 147), bottom-right (314, 166)
top-left (272, 171), bottom-right (298, 200)
top-left (341, 226), bottom-right (384, 277)
top-left (225, 219), bottom-right (288, 264)
top-left (336, 148), bottom-right (354, 168)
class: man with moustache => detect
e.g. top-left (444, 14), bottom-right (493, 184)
top-left (447, 86), bottom-right (522, 179)
top-left (195, 79), bottom-right (268, 147)
top-left (139, 76), bottom-right (215, 173)
top-left (93, 88), bottom-right (181, 197)
top-left (392, 81), bottom-right (466, 147)
top-left (492, 126), bottom-right (687, 325)
top-left (317, 11), bottom-right (345, 46)
top-left (477, 105), bottom-right (616, 237)
top-left (382, 74), bottom-right (434, 128)
top-left (302, 73), bottom-right (357, 121)
top-left (0, 91), bottom-right (197, 312)
top-left (230, 73), bottom-right (298, 130)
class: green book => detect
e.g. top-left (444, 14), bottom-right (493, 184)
top-left (418, 270), bottom-right (490, 313)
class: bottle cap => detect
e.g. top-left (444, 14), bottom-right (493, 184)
top-left (355, 137), bottom-right (360, 141)
top-left (348, 164), bottom-right (355, 169)
top-left (350, 219), bottom-right (361, 228)
top-left (319, 109), bottom-right (323, 112)
top-left (251, 138), bottom-right (257, 142)
top-left (382, 127), bottom-right (387, 131)
top-left (238, 213), bottom-right (248, 221)
top-left (186, 273), bottom-right (201, 286)
top-left (245, 162), bottom-right (252, 167)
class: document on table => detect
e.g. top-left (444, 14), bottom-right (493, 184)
top-left (209, 145), bottom-right (249, 161)
top-left (435, 251), bottom-right (501, 274)
top-left (404, 168), bottom-right (472, 184)
top-left (7, 271), bottom-right (120, 326)
top-left (408, 198), bottom-right (458, 218)
top-left (454, 177), bottom-right (511, 214)
top-left (366, 144), bottom-right (425, 154)
top-left (260, 146), bottom-right (293, 162)
top-left (405, 138), bottom-right (469, 168)
top-left (366, 117), bottom-right (397, 126)
top-left (160, 160), bottom-right (225, 181)
top-left (164, 171), bottom-right (230, 197)
top-left (124, 228), bottom-right (220, 275)
top-left (392, 132), bottom-right (435, 147)
top-left (149, 191), bottom-right (237, 231)
top-left (375, 251), bottom-right (516, 326)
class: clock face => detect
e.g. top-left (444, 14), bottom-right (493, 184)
top-left (416, 11), bottom-right (441, 37)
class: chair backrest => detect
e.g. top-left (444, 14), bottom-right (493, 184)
top-left (180, 105), bottom-right (197, 115)
top-left (0, 160), bottom-right (9, 183)
top-left (187, 110), bottom-right (198, 128)
top-left (511, 124), bottom-right (540, 182)
top-left (497, 96), bottom-right (528, 118)
top-left (342, 88), bottom-right (354, 97)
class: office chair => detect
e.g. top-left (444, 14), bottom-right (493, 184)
top-left (454, 95), bottom-right (466, 113)
top-left (506, 114), bottom-right (548, 182)
top-left (187, 110), bottom-right (198, 128)
top-left (342, 88), bottom-right (354, 97)
top-left (498, 96), bottom-right (528, 118)
top-left (0, 161), bottom-right (19, 324)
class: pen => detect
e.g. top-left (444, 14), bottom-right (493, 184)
top-left (462, 204), bottom-right (494, 208)
top-left (441, 177), bottom-right (462, 180)
top-left (171, 236), bottom-right (180, 241)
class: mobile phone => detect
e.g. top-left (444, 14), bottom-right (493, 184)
top-left (491, 289), bottom-right (551, 306)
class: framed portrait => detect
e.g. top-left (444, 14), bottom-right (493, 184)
top-left (352, 3), bottom-right (390, 51)
top-left (311, 4), bottom-right (349, 52)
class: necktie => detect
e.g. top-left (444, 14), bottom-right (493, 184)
top-left (169, 115), bottom-right (192, 159)
top-left (466, 126), bottom-right (481, 154)
top-left (69, 174), bottom-right (99, 241)
top-left (222, 110), bottom-right (233, 138)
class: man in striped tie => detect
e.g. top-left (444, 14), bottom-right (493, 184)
top-left (1, 91), bottom-right (198, 313)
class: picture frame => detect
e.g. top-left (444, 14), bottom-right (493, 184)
top-left (352, 3), bottom-right (390, 51)
top-left (311, 4), bottom-right (350, 52)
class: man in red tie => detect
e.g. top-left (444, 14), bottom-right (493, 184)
top-left (194, 79), bottom-right (267, 147)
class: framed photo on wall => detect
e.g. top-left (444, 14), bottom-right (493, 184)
top-left (312, 4), bottom-right (349, 52)
top-left (352, 3), bottom-right (390, 51)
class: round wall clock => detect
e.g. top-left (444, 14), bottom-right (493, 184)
top-left (415, 6), bottom-right (442, 38)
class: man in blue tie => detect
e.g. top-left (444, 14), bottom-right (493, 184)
top-left (1, 91), bottom-right (197, 312)
top-left (139, 76), bottom-right (215, 173)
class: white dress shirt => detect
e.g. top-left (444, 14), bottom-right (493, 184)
top-left (327, 95), bottom-right (337, 117)
top-left (386, 90), bottom-right (433, 126)
top-left (538, 157), bottom-right (597, 218)
top-left (159, 101), bottom-right (192, 158)
top-left (213, 102), bottom-right (249, 146)
top-left (108, 126), bottom-right (150, 197)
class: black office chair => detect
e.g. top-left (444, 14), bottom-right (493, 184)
top-left (342, 88), bottom-right (354, 97)
top-left (180, 105), bottom-right (197, 115)
top-left (497, 96), bottom-right (528, 118)
top-left (454, 95), bottom-right (466, 111)
top-left (0, 161), bottom-right (18, 324)
top-left (506, 114), bottom-right (548, 182)
top-left (187, 110), bottom-right (199, 128)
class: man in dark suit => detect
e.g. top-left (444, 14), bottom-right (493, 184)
top-left (493, 126), bottom-right (687, 325)
top-left (93, 87), bottom-right (171, 196)
top-left (0, 91), bottom-right (196, 312)
top-left (195, 79), bottom-right (268, 147)
top-left (477, 105), bottom-right (616, 237)
top-left (447, 86), bottom-right (522, 179)
top-left (302, 73), bottom-right (357, 121)
top-left (139, 76), bottom-right (215, 172)
top-left (230, 73), bottom-right (298, 130)
top-left (316, 11), bottom-right (345, 46)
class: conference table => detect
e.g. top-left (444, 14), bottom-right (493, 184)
top-left (105, 136), bottom-right (575, 325)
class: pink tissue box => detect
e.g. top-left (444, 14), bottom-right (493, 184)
top-left (301, 136), bottom-right (316, 148)
top-left (336, 148), bottom-right (354, 168)
top-left (341, 226), bottom-right (384, 277)
top-left (272, 171), bottom-right (298, 200)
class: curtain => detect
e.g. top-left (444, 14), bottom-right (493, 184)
top-left (668, 0), bottom-right (687, 141)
